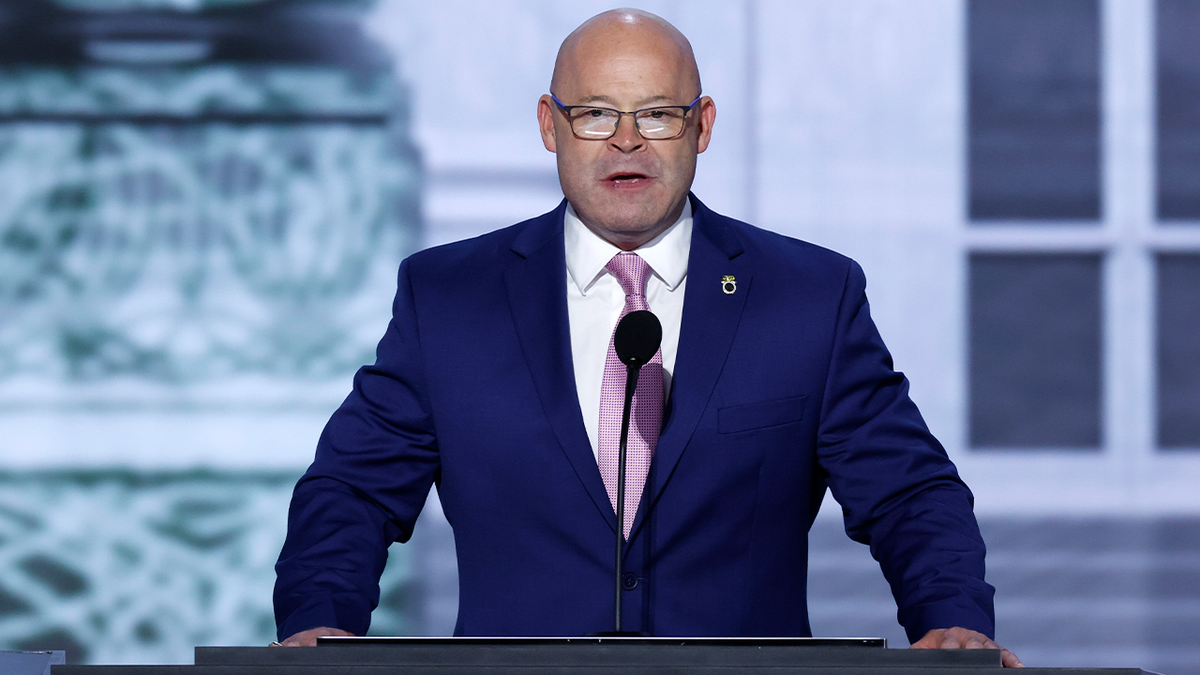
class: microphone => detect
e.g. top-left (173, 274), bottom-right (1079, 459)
top-left (607, 310), bottom-right (661, 635)
top-left (614, 310), bottom-right (663, 368)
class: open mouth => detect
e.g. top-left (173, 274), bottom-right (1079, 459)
top-left (606, 172), bottom-right (651, 185)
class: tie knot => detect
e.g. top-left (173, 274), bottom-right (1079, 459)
top-left (605, 252), bottom-right (651, 297)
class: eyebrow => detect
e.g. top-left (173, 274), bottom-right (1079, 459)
top-left (575, 94), bottom-right (678, 108)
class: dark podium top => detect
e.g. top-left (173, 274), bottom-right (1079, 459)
top-left (51, 636), bottom-right (1156, 674)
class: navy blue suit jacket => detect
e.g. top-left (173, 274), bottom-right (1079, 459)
top-left (274, 195), bottom-right (994, 642)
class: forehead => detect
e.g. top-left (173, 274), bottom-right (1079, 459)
top-left (556, 29), bottom-right (695, 105)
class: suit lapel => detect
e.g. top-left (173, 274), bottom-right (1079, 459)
top-left (503, 202), bottom-right (618, 533)
top-left (630, 195), bottom-right (751, 541)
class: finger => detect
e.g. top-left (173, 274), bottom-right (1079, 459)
top-left (963, 636), bottom-right (987, 649)
top-left (939, 633), bottom-right (962, 649)
top-left (1001, 648), bottom-right (1024, 668)
top-left (284, 632), bottom-right (319, 647)
top-left (280, 628), bottom-right (327, 647)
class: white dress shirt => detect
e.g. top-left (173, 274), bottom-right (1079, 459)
top-left (564, 202), bottom-right (692, 460)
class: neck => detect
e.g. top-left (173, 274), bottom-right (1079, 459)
top-left (579, 198), bottom-right (689, 251)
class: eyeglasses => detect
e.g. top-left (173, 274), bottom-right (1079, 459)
top-left (550, 93), bottom-right (701, 140)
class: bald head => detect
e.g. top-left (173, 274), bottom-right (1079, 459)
top-left (550, 8), bottom-right (701, 98)
top-left (537, 8), bottom-right (714, 250)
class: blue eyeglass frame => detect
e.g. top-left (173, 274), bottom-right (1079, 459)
top-left (549, 93), bottom-right (702, 140)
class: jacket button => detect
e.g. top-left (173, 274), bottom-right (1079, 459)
top-left (621, 572), bottom-right (639, 590)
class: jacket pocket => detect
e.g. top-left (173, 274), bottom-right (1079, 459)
top-left (717, 395), bottom-right (807, 434)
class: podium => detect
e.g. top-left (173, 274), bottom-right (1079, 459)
top-left (51, 637), bottom-right (1156, 674)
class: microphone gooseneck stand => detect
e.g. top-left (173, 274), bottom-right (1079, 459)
top-left (613, 358), bottom-right (638, 634)
top-left (596, 310), bottom-right (662, 637)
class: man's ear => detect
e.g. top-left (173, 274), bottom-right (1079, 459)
top-left (695, 96), bottom-right (716, 154)
top-left (538, 95), bottom-right (558, 153)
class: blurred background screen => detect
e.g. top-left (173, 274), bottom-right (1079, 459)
top-left (0, 1), bottom-right (1198, 674)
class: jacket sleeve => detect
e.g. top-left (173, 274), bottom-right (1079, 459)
top-left (273, 259), bottom-right (440, 640)
top-left (815, 260), bottom-right (995, 643)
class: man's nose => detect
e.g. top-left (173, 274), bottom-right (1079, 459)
top-left (608, 113), bottom-right (644, 153)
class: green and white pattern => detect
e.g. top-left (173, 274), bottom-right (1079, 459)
top-left (0, 6), bottom-right (424, 664)
top-left (0, 66), bottom-right (418, 381)
top-left (0, 472), bottom-right (415, 664)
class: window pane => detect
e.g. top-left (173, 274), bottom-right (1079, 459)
top-left (969, 253), bottom-right (1103, 448)
top-left (1157, 0), bottom-right (1200, 220)
top-left (1157, 254), bottom-right (1200, 447)
top-left (968, 0), bottom-right (1102, 220)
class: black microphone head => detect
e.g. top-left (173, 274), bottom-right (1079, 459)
top-left (614, 310), bottom-right (662, 368)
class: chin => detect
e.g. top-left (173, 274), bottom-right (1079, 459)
top-left (597, 210), bottom-right (666, 236)
top-left (570, 190), bottom-right (677, 242)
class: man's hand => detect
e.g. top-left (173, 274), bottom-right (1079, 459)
top-left (911, 626), bottom-right (1023, 668)
top-left (278, 626), bottom-right (355, 647)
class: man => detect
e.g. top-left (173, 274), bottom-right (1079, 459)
top-left (274, 8), bottom-right (1021, 667)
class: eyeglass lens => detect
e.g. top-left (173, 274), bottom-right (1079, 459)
top-left (570, 107), bottom-right (689, 139)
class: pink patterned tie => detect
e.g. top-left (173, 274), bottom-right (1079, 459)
top-left (598, 252), bottom-right (664, 540)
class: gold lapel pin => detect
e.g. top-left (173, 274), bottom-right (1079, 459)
top-left (721, 275), bottom-right (737, 295)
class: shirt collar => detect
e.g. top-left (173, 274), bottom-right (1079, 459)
top-left (564, 200), bottom-right (692, 296)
